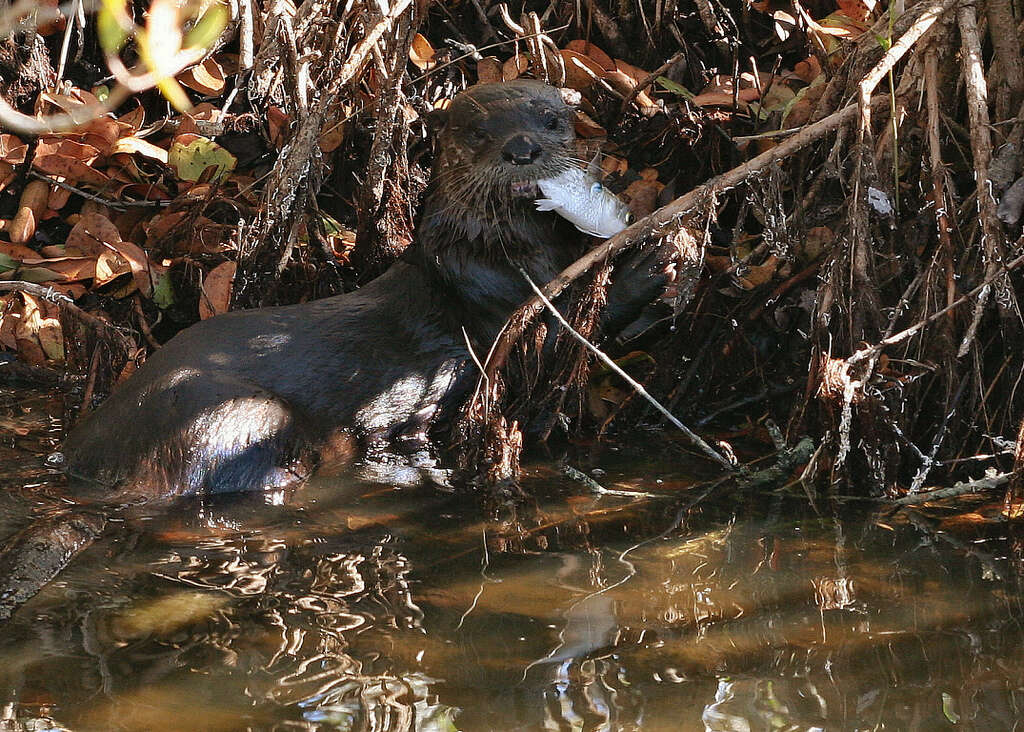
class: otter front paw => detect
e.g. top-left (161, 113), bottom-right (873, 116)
top-left (601, 226), bottom-right (702, 342)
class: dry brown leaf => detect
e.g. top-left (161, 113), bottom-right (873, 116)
top-left (600, 156), bottom-right (628, 176)
top-left (560, 49), bottom-right (605, 91)
top-left (736, 254), bottom-right (781, 290)
top-left (409, 33), bottom-right (436, 71)
top-left (267, 106), bottom-right (290, 149)
top-left (565, 40), bottom-right (615, 71)
top-left (476, 56), bottom-right (503, 84)
top-left (17, 293), bottom-right (64, 363)
top-left (502, 54), bottom-right (529, 81)
top-left (18, 257), bottom-right (97, 282)
top-left (80, 117), bottom-right (127, 157)
top-left (66, 212), bottom-right (122, 257)
top-left (783, 82), bottom-right (826, 126)
top-left (623, 177), bottom-right (663, 219)
top-left (837, 0), bottom-right (874, 22)
top-left (35, 137), bottom-right (101, 163)
top-left (110, 136), bottom-right (170, 164)
top-left (573, 110), bottom-right (606, 138)
top-left (319, 119), bottom-right (345, 153)
top-left (118, 104), bottom-right (146, 132)
top-left (178, 57), bottom-right (227, 95)
top-left (109, 238), bottom-right (154, 296)
top-left (793, 56), bottom-right (822, 84)
top-left (47, 184), bottom-right (72, 211)
top-left (0, 296), bottom-right (18, 350)
top-left (199, 261), bottom-right (237, 319)
top-left (803, 226), bottom-right (834, 260)
top-left (9, 179), bottom-right (49, 244)
top-left (177, 103), bottom-right (223, 137)
top-left (814, 12), bottom-right (869, 37)
top-left (0, 134), bottom-right (27, 163)
top-left (33, 155), bottom-right (111, 187)
top-left (94, 248), bottom-right (132, 287)
top-left (35, 88), bottom-right (99, 116)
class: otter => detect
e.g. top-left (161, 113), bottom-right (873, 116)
top-left (0, 80), bottom-right (685, 620)
top-left (58, 80), bottom-right (676, 498)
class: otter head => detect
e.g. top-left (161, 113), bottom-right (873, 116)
top-left (434, 80), bottom-right (576, 202)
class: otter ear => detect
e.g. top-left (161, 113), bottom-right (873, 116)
top-left (424, 107), bottom-right (450, 135)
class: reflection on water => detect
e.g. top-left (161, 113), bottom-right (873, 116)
top-left (1, 385), bottom-right (1022, 731)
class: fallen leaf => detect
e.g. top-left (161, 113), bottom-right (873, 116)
top-left (176, 102), bottom-right (223, 137)
top-left (565, 40), bottom-right (615, 71)
top-left (199, 261), bottom-right (237, 319)
top-left (33, 154), bottom-right (112, 187)
top-left (94, 248), bottom-right (132, 287)
top-left (736, 254), bottom-right (781, 290)
top-left (111, 136), bottom-right (170, 164)
top-left (118, 104), bottom-right (146, 131)
top-left (623, 177), bottom-right (664, 219)
top-left (16, 258), bottom-right (96, 282)
top-left (476, 56), bottom-right (503, 84)
top-left (573, 110), bottom-right (606, 138)
top-left (17, 293), bottom-right (63, 362)
top-left (0, 241), bottom-right (40, 260)
top-left (178, 57), bottom-right (227, 95)
top-left (0, 134), bottom-right (27, 163)
top-left (837, 0), bottom-right (874, 22)
top-left (409, 33), bottom-right (436, 70)
top-left (168, 134), bottom-right (237, 182)
top-left (793, 56), bottom-right (822, 84)
top-left (502, 54), bottom-right (529, 81)
top-left (110, 238), bottom-right (155, 296)
top-left (66, 212), bottom-right (123, 257)
top-left (560, 49), bottom-right (605, 91)
top-left (267, 106), bottom-right (290, 148)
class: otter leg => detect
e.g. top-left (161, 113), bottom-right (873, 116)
top-left (601, 236), bottom-right (690, 339)
top-left (66, 372), bottom-right (314, 498)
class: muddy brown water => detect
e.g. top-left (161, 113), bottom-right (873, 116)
top-left (1, 384), bottom-right (1022, 731)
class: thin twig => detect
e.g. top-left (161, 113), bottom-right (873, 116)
top-left (485, 95), bottom-right (889, 382)
top-left (517, 267), bottom-right (735, 471)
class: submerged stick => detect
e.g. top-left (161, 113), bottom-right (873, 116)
top-left (0, 510), bottom-right (106, 621)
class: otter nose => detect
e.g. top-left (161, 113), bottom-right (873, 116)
top-left (501, 134), bottom-right (542, 165)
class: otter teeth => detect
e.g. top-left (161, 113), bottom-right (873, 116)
top-left (510, 180), bottom-right (538, 198)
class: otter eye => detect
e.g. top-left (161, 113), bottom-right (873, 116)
top-left (543, 111), bottom-right (561, 130)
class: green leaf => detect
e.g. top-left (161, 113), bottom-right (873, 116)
top-left (97, 0), bottom-right (131, 54)
top-left (0, 253), bottom-right (18, 271)
top-left (656, 76), bottom-right (694, 99)
top-left (168, 136), bottom-right (237, 181)
top-left (12, 267), bottom-right (63, 283)
top-left (185, 3), bottom-right (229, 50)
top-left (151, 269), bottom-right (176, 310)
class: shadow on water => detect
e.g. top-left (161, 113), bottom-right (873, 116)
top-left (1, 384), bottom-right (1023, 731)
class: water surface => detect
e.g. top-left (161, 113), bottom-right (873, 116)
top-left (1, 385), bottom-right (1021, 731)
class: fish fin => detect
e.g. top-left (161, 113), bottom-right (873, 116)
top-left (534, 199), bottom-right (559, 212)
top-left (587, 152), bottom-right (602, 178)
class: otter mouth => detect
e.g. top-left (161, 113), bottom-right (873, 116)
top-left (510, 180), bottom-right (539, 198)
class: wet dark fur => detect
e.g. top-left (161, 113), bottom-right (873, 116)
top-left (61, 80), bottom-right (669, 498)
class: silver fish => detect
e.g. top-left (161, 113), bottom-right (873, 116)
top-left (535, 165), bottom-right (631, 238)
